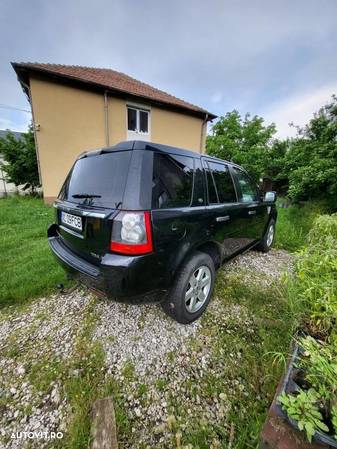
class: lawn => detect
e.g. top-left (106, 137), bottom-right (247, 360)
top-left (0, 196), bottom-right (70, 308)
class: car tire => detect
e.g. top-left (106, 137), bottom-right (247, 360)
top-left (162, 251), bottom-right (215, 324)
top-left (256, 219), bottom-right (276, 253)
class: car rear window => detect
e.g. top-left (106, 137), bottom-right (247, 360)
top-left (152, 153), bottom-right (194, 209)
top-left (59, 151), bottom-right (132, 208)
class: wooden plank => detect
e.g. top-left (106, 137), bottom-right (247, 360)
top-left (91, 397), bottom-right (118, 449)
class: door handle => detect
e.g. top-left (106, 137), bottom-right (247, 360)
top-left (248, 210), bottom-right (256, 215)
top-left (216, 215), bottom-right (230, 222)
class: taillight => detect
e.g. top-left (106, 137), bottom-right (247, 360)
top-left (110, 211), bottom-right (153, 255)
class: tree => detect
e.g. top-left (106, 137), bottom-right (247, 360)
top-left (0, 124), bottom-right (40, 193)
top-left (285, 96), bottom-right (337, 203)
top-left (206, 110), bottom-right (277, 182)
top-left (264, 139), bottom-right (289, 194)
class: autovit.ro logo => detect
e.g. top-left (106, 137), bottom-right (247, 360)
top-left (10, 431), bottom-right (63, 440)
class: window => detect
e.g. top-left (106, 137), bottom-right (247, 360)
top-left (208, 162), bottom-right (237, 203)
top-left (152, 153), bottom-right (194, 209)
top-left (59, 151), bottom-right (132, 208)
top-left (139, 110), bottom-right (148, 132)
top-left (127, 108), bottom-right (137, 131)
top-left (127, 106), bottom-right (149, 134)
top-left (205, 165), bottom-right (218, 204)
top-left (232, 167), bottom-right (258, 203)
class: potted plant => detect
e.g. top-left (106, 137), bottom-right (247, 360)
top-left (276, 337), bottom-right (337, 446)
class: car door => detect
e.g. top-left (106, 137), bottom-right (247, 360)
top-left (202, 158), bottom-right (248, 260)
top-left (151, 152), bottom-right (209, 283)
top-left (230, 166), bottom-right (269, 243)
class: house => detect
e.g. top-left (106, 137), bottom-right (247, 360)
top-left (0, 130), bottom-right (23, 197)
top-left (12, 62), bottom-right (216, 203)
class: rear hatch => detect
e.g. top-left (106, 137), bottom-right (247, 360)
top-left (55, 149), bottom-right (132, 265)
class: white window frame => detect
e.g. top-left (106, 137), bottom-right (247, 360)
top-left (126, 104), bottom-right (151, 136)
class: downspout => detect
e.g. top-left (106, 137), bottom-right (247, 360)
top-left (200, 113), bottom-right (209, 153)
top-left (104, 91), bottom-right (110, 146)
top-left (21, 80), bottom-right (42, 186)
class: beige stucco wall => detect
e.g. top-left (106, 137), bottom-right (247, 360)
top-left (151, 106), bottom-right (203, 151)
top-left (29, 77), bottom-right (205, 202)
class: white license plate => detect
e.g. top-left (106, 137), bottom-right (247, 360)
top-left (61, 211), bottom-right (82, 231)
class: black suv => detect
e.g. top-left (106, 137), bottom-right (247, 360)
top-left (48, 140), bottom-right (277, 323)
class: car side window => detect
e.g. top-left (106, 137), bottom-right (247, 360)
top-left (207, 161), bottom-right (237, 203)
top-left (152, 153), bottom-right (194, 209)
top-left (205, 164), bottom-right (218, 204)
top-left (232, 167), bottom-right (258, 203)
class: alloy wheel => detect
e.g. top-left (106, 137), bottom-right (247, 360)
top-left (267, 224), bottom-right (274, 247)
top-left (185, 265), bottom-right (212, 313)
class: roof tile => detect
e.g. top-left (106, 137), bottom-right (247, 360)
top-left (12, 62), bottom-right (216, 119)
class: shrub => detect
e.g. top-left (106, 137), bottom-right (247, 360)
top-left (285, 96), bottom-right (337, 206)
top-left (286, 213), bottom-right (337, 337)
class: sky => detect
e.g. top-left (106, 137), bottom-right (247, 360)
top-left (1, 0), bottom-right (337, 138)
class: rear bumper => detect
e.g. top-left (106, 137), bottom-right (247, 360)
top-left (48, 234), bottom-right (167, 304)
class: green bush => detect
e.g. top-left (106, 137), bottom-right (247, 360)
top-left (286, 213), bottom-right (337, 336)
top-left (285, 96), bottom-right (337, 205)
top-left (0, 125), bottom-right (40, 193)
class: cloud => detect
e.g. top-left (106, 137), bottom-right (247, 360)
top-left (1, 0), bottom-right (337, 134)
top-left (210, 92), bottom-right (224, 104)
top-left (262, 84), bottom-right (337, 138)
top-left (0, 115), bottom-right (30, 133)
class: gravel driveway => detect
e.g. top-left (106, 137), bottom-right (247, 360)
top-left (0, 249), bottom-right (293, 449)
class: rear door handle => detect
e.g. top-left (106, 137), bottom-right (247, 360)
top-left (216, 215), bottom-right (230, 222)
top-left (248, 210), bottom-right (256, 215)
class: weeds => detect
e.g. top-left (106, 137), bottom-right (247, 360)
top-left (275, 201), bottom-right (328, 252)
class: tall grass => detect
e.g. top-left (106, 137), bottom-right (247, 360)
top-left (285, 213), bottom-right (337, 337)
top-left (275, 201), bottom-right (328, 252)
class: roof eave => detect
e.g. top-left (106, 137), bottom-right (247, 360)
top-left (11, 62), bottom-right (217, 120)
top-left (12, 62), bottom-right (31, 98)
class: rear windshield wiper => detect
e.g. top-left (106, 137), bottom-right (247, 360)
top-left (72, 193), bottom-right (102, 199)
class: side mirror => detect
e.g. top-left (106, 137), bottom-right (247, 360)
top-left (264, 191), bottom-right (277, 202)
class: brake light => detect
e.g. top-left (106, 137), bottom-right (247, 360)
top-left (110, 211), bottom-right (153, 255)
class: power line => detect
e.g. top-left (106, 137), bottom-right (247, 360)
top-left (0, 103), bottom-right (31, 114)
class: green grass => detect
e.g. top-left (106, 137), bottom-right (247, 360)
top-left (0, 196), bottom-right (69, 307)
top-left (275, 201), bottom-right (327, 252)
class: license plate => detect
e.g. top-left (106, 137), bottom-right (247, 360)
top-left (61, 211), bottom-right (82, 231)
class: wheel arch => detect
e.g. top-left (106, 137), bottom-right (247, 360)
top-left (170, 240), bottom-right (222, 282)
top-left (194, 241), bottom-right (222, 270)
